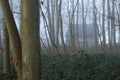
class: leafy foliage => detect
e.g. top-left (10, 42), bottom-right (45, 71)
top-left (41, 53), bottom-right (120, 80)
top-left (1, 53), bottom-right (120, 80)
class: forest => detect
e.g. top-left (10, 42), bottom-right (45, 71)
top-left (0, 0), bottom-right (120, 80)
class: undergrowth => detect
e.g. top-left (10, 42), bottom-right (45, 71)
top-left (41, 53), bottom-right (120, 80)
top-left (0, 53), bottom-right (120, 80)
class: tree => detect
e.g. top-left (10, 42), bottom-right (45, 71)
top-left (111, 0), bottom-right (116, 47)
top-left (2, 20), bottom-right (11, 78)
top-left (102, 0), bottom-right (106, 48)
top-left (55, 0), bottom-right (60, 47)
top-left (68, 0), bottom-right (76, 50)
top-left (118, 1), bottom-right (120, 44)
top-left (107, 0), bottom-right (112, 51)
top-left (0, 0), bottom-right (41, 80)
top-left (21, 0), bottom-right (41, 80)
top-left (81, 0), bottom-right (85, 47)
top-left (59, 0), bottom-right (67, 54)
top-left (0, 0), bottom-right (22, 79)
top-left (93, 0), bottom-right (98, 48)
top-left (75, 0), bottom-right (80, 48)
top-left (51, 0), bottom-right (55, 44)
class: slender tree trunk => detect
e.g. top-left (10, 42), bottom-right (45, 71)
top-left (69, 0), bottom-right (76, 50)
top-left (118, 3), bottom-right (120, 45)
top-left (111, 0), bottom-right (116, 47)
top-left (55, 0), bottom-right (60, 47)
top-left (47, 0), bottom-right (58, 53)
top-left (22, 0), bottom-right (41, 80)
top-left (102, 0), bottom-right (106, 48)
top-left (93, 0), bottom-right (98, 48)
top-left (76, 0), bottom-right (80, 48)
top-left (51, 0), bottom-right (55, 43)
top-left (82, 0), bottom-right (86, 47)
top-left (47, 0), bottom-right (53, 46)
top-left (107, 0), bottom-right (112, 52)
top-left (59, 0), bottom-right (67, 54)
top-left (2, 20), bottom-right (11, 77)
top-left (0, 0), bottom-right (22, 79)
top-left (84, 0), bottom-right (90, 47)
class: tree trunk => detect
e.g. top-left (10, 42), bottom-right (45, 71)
top-left (51, 0), bottom-right (55, 43)
top-left (2, 20), bottom-right (11, 77)
top-left (0, 0), bottom-right (22, 79)
top-left (107, 0), bottom-right (112, 52)
top-left (59, 0), bottom-right (67, 54)
top-left (118, 2), bottom-right (120, 44)
top-left (76, 0), bottom-right (80, 48)
top-left (111, 0), bottom-right (116, 47)
top-left (93, 0), bottom-right (98, 48)
top-left (102, 0), bottom-right (106, 48)
top-left (82, 0), bottom-right (86, 47)
top-left (55, 0), bottom-right (60, 47)
top-left (22, 0), bottom-right (41, 80)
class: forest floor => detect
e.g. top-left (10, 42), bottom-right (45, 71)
top-left (0, 52), bottom-right (120, 80)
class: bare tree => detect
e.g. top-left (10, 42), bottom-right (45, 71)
top-left (111, 0), bottom-right (116, 47)
top-left (82, 0), bottom-right (87, 47)
top-left (55, 0), bottom-right (60, 47)
top-left (59, 0), bottom-right (67, 54)
top-left (107, 0), bottom-right (112, 51)
top-left (93, 0), bottom-right (98, 48)
top-left (102, 0), bottom-right (106, 48)
top-left (75, 0), bottom-right (80, 48)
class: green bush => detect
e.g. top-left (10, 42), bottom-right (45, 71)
top-left (41, 53), bottom-right (120, 80)
top-left (1, 53), bottom-right (120, 80)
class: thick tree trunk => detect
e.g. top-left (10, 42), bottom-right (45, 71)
top-left (22, 0), bottom-right (41, 80)
top-left (0, 0), bottom-right (22, 79)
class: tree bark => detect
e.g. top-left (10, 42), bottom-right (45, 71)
top-left (55, 0), bottom-right (60, 47)
top-left (22, 0), bottom-right (41, 80)
top-left (107, 0), bottom-right (112, 52)
top-left (111, 0), bottom-right (116, 47)
top-left (2, 20), bottom-right (11, 77)
top-left (82, 0), bottom-right (86, 47)
top-left (93, 0), bottom-right (98, 48)
top-left (102, 0), bottom-right (106, 48)
top-left (59, 0), bottom-right (67, 54)
top-left (76, 0), bottom-right (80, 48)
top-left (0, 0), bottom-right (22, 79)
